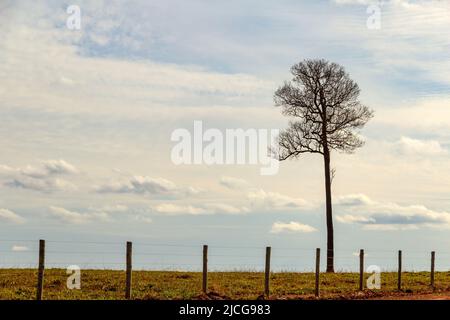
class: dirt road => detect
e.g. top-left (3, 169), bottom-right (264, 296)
top-left (372, 292), bottom-right (450, 300)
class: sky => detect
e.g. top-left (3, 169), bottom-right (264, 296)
top-left (0, 0), bottom-right (450, 272)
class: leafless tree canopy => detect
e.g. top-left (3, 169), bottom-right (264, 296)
top-left (274, 59), bottom-right (373, 160)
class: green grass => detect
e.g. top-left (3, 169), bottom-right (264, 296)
top-left (1, 269), bottom-right (450, 300)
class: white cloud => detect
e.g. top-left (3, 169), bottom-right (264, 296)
top-left (95, 176), bottom-right (201, 198)
top-left (331, 0), bottom-right (450, 92)
top-left (12, 245), bottom-right (29, 252)
top-left (375, 98), bottom-right (450, 133)
top-left (88, 204), bottom-right (129, 213)
top-left (31, 159), bottom-right (78, 176)
top-left (206, 203), bottom-right (250, 214)
top-left (152, 202), bottom-right (249, 215)
top-left (22, 160), bottom-right (76, 176)
top-left (0, 4), bottom-right (274, 121)
top-left (0, 208), bottom-right (26, 224)
top-left (152, 203), bottom-right (209, 215)
top-left (248, 189), bottom-right (311, 211)
top-left (49, 206), bottom-right (109, 224)
top-left (0, 160), bottom-right (78, 192)
top-left (49, 204), bottom-right (155, 224)
top-left (270, 221), bottom-right (317, 234)
top-left (336, 214), bottom-right (376, 224)
top-left (219, 178), bottom-right (312, 213)
top-left (96, 176), bottom-right (175, 194)
top-left (150, 188), bottom-right (311, 216)
top-left (335, 194), bottom-right (374, 206)
top-left (362, 224), bottom-right (419, 231)
top-left (219, 176), bottom-right (252, 190)
top-left (396, 137), bottom-right (447, 156)
top-left (336, 194), bottom-right (450, 230)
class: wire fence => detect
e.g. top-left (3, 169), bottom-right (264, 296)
top-left (0, 239), bottom-right (449, 299)
top-left (0, 239), bottom-right (449, 272)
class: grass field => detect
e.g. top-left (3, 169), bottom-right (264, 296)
top-left (1, 269), bottom-right (450, 300)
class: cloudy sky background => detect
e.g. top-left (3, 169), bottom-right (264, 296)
top-left (1, 0), bottom-right (450, 271)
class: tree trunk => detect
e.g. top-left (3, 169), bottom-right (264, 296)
top-left (323, 147), bottom-right (334, 273)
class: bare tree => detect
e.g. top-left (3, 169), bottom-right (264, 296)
top-left (274, 59), bottom-right (373, 273)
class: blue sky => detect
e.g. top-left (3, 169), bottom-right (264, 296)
top-left (1, 0), bottom-right (450, 271)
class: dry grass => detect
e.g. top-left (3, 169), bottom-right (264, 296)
top-left (1, 269), bottom-right (450, 300)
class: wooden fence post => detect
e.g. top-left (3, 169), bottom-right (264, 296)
top-left (359, 249), bottom-right (364, 291)
top-left (397, 250), bottom-right (402, 291)
top-left (315, 248), bottom-right (320, 297)
top-left (431, 251), bottom-right (435, 289)
top-left (264, 246), bottom-right (271, 297)
top-left (202, 245), bottom-right (208, 294)
top-left (125, 241), bottom-right (132, 299)
top-left (36, 239), bottom-right (45, 300)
